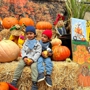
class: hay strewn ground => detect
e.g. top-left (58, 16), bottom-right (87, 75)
top-left (0, 59), bottom-right (90, 90)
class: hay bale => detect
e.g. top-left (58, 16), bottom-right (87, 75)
top-left (0, 29), bottom-right (11, 39)
top-left (0, 60), bottom-right (89, 90)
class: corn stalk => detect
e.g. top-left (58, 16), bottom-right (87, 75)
top-left (65, 0), bottom-right (90, 19)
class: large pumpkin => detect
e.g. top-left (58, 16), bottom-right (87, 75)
top-left (0, 40), bottom-right (20, 62)
top-left (2, 17), bottom-right (18, 29)
top-left (19, 18), bottom-right (34, 26)
top-left (52, 45), bottom-right (70, 61)
top-left (36, 21), bottom-right (52, 30)
top-left (0, 82), bottom-right (9, 90)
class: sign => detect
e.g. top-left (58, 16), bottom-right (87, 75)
top-left (71, 18), bottom-right (90, 64)
top-left (71, 18), bottom-right (90, 87)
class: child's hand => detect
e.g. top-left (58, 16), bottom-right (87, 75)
top-left (27, 58), bottom-right (33, 66)
top-left (48, 52), bottom-right (52, 56)
top-left (24, 58), bottom-right (33, 65)
top-left (23, 58), bottom-right (28, 64)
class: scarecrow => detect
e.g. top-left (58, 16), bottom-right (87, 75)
top-left (9, 24), bottom-right (25, 48)
top-left (54, 14), bottom-right (67, 36)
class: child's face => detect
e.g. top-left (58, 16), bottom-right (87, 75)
top-left (26, 32), bottom-right (36, 40)
top-left (41, 34), bottom-right (49, 43)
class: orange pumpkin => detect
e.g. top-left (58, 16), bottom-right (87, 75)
top-left (78, 74), bottom-right (89, 87)
top-left (0, 40), bottom-right (20, 62)
top-left (2, 17), bottom-right (18, 29)
top-left (19, 18), bottom-right (34, 26)
top-left (51, 38), bottom-right (62, 46)
top-left (36, 21), bottom-right (52, 30)
top-left (52, 45), bottom-right (70, 61)
top-left (0, 82), bottom-right (9, 90)
top-left (78, 65), bottom-right (90, 87)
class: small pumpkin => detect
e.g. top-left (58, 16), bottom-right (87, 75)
top-left (78, 74), bottom-right (89, 87)
top-left (2, 17), bottom-right (19, 29)
top-left (0, 82), bottom-right (9, 90)
top-left (51, 38), bottom-right (62, 46)
top-left (52, 45), bottom-right (70, 61)
top-left (19, 18), bottom-right (34, 26)
top-left (0, 40), bottom-right (20, 62)
top-left (36, 21), bottom-right (52, 30)
top-left (42, 50), bottom-right (48, 58)
top-left (78, 65), bottom-right (90, 87)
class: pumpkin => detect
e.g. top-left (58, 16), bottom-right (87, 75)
top-left (0, 40), bottom-right (20, 62)
top-left (51, 38), bottom-right (62, 46)
top-left (78, 74), bottom-right (90, 87)
top-left (52, 45), bottom-right (70, 61)
top-left (36, 21), bottom-right (52, 30)
top-left (0, 82), bottom-right (9, 90)
top-left (2, 17), bottom-right (18, 29)
top-left (78, 66), bottom-right (90, 87)
top-left (19, 18), bottom-right (34, 26)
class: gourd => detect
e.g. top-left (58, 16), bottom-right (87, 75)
top-left (51, 38), bottom-right (62, 46)
top-left (42, 51), bottom-right (48, 58)
top-left (0, 40), bottom-right (20, 62)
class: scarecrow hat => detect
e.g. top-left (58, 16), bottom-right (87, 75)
top-left (53, 14), bottom-right (65, 25)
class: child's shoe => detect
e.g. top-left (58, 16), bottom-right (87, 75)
top-left (10, 80), bottom-right (17, 88)
top-left (31, 81), bottom-right (38, 90)
top-left (45, 75), bottom-right (52, 87)
top-left (37, 73), bottom-right (45, 82)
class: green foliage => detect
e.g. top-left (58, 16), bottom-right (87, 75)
top-left (65, 0), bottom-right (90, 19)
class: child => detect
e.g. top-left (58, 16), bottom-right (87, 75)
top-left (10, 26), bottom-right (42, 90)
top-left (37, 30), bottom-right (53, 87)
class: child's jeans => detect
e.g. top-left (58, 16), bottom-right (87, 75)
top-left (13, 59), bottom-right (38, 82)
top-left (37, 56), bottom-right (53, 75)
